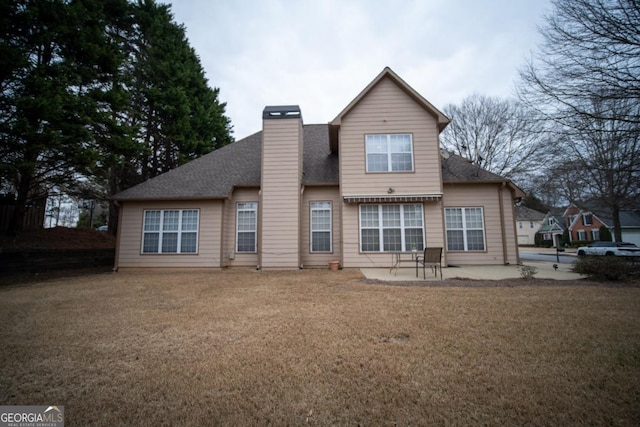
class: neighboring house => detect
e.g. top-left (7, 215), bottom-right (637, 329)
top-left (616, 210), bottom-right (640, 245)
top-left (537, 212), bottom-right (566, 247)
top-left (112, 67), bottom-right (523, 270)
top-left (563, 203), bottom-right (609, 242)
top-left (514, 206), bottom-right (545, 245)
top-left (566, 204), bottom-right (640, 245)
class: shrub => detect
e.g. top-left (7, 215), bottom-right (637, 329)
top-left (572, 256), bottom-right (639, 281)
top-left (519, 265), bottom-right (538, 280)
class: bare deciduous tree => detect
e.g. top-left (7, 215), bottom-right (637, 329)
top-left (519, 0), bottom-right (640, 127)
top-left (440, 94), bottom-right (551, 186)
top-left (519, 0), bottom-right (640, 240)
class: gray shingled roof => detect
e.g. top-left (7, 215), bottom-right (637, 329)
top-left (113, 124), bottom-right (337, 201)
top-left (440, 152), bottom-right (508, 183)
top-left (515, 206), bottom-right (546, 221)
top-left (113, 124), bottom-right (511, 201)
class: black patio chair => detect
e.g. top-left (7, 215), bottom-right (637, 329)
top-left (415, 247), bottom-right (443, 279)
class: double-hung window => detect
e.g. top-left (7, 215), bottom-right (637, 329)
top-left (359, 204), bottom-right (424, 252)
top-left (591, 229), bottom-right (600, 241)
top-left (445, 207), bottom-right (485, 251)
top-left (310, 202), bottom-right (332, 252)
top-left (365, 134), bottom-right (413, 172)
top-left (236, 202), bottom-right (257, 253)
top-left (582, 214), bottom-right (593, 226)
top-left (142, 209), bottom-right (199, 254)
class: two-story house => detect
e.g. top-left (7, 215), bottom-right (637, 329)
top-left (561, 203), bottom-right (640, 245)
top-left (112, 67), bottom-right (522, 270)
top-left (515, 206), bottom-right (546, 245)
top-left (563, 203), bottom-right (608, 242)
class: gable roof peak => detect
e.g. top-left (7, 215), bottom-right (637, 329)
top-left (329, 67), bottom-right (450, 132)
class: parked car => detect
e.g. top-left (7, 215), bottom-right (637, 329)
top-left (97, 225), bottom-right (108, 232)
top-left (577, 241), bottom-right (640, 257)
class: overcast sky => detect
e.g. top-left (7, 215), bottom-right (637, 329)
top-left (167, 0), bottom-right (551, 139)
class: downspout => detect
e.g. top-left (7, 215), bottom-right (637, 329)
top-left (300, 186), bottom-right (304, 269)
top-left (113, 200), bottom-right (122, 272)
top-left (220, 196), bottom-right (227, 268)
top-left (498, 183), bottom-right (508, 265)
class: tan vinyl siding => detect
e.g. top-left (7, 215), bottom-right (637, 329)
top-left (301, 186), bottom-right (341, 267)
top-left (443, 184), bottom-right (519, 265)
top-left (116, 200), bottom-right (222, 269)
top-left (339, 77), bottom-right (443, 197)
top-left (223, 188), bottom-right (260, 268)
top-left (260, 117), bottom-right (302, 268)
top-left (341, 201), bottom-right (445, 268)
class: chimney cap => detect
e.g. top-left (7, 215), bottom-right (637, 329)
top-left (263, 105), bottom-right (302, 120)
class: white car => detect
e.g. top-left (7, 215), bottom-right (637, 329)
top-left (577, 241), bottom-right (640, 257)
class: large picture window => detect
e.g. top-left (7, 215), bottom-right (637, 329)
top-left (445, 207), bottom-right (485, 251)
top-left (359, 204), bottom-right (424, 252)
top-left (142, 209), bottom-right (199, 254)
top-left (365, 134), bottom-right (413, 172)
top-left (236, 202), bottom-right (257, 253)
top-left (310, 201), bottom-right (332, 252)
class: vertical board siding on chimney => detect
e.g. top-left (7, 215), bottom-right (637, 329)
top-left (260, 118), bottom-right (302, 268)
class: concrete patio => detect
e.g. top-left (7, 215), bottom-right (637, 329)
top-left (361, 261), bottom-right (583, 282)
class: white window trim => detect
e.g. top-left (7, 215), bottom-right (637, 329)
top-left (582, 214), bottom-right (593, 226)
top-left (365, 133), bottom-right (414, 173)
top-left (236, 202), bottom-right (257, 253)
top-left (445, 207), bottom-right (486, 252)
top-left (359, 204), bottom-right (424, 252)
top-left (310, 201), bottom-right (332, 253)
top-left (577, 229), bottom-right (587, 241)
top-left (141, 209), bottom-right (199, 254)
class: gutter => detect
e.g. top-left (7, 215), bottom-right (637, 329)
top-left (498, 182), bottom-right (508, 265)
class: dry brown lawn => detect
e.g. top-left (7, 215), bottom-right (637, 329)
top-left (1, 269), bottom-right (639, 426)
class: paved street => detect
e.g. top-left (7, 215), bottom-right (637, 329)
top-left (519, 247), bottom-right (576, 264)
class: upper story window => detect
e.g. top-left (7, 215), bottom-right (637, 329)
top-left (365, 134), bottom-right (413, 172)
top-left (142, 209), bottom-right (199, 254)
top-left (582, 214), bottom-right (593, 226)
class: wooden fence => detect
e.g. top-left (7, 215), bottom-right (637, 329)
top-left (0, 195), bottom-right (46, 232)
